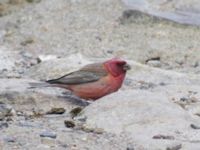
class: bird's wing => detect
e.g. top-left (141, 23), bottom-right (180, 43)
top-left (46, 63), bottom-right (108, 85)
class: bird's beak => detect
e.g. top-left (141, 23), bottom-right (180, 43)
top-left (123, 64), bottom-right (131, 71)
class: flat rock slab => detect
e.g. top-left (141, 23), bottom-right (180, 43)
top-left (123, 0), bottom-right (200, 26)
top-left (82, 90), bottom-right (200, 149)
top-left (0, 78), bottom-right (80, 114)
top-left (25, 53), bottom-right (91, 80)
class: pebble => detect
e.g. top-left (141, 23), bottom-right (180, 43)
top-left (37, 55), bottom-right (58, 62)
top-left (0, 122), bottom-right (8, 129)
top-left (40, 131), bottom-right (57, 139)
top-left (70, 107), bottom-right (83, 118)
top-left (40, 138), bottom-right (56, 147)
top-left (152, 134), bottom-right (175, 140)
top-left (146, 60), bottom-right (162, 68)
top-left (166, 144), bottom-right (182, 150)
top-left (64, 120), bottom-right (75, 128)
top-left (20, 38), bottom-right (34, 46)
top-left (127, 147), bottom-right (134, 150)
top-left (0, 104), bottom-right (13, 120)
top-left (190, 124), bottom-right (200, 129)
top-left (20, 51), bottom-right (33, 59)
top-left (46, 108), bottom-right (66, 115)
top-left (4, 137), bottom-right (16, 143)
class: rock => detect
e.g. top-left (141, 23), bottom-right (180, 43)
top-left (0, 122), bottom-right (8, 129)
top-left (146, 60), bottom-right (162, 68)
top-left (37, 55), bottom-right (59, 62)
top-left (20, 37), bottom-right (34, 46)
top-left (126, 147), bottom-right (134, 150)
top-left (82, 90), bottom-right (200, 149)
top-left (64, 120), bottom-right (75, 128)
top-left (25, 53), bottom-right (91, 80)
top-left (4, 137), bottom-right (16, 143)
top-left (0, 46), bottom-right (20, 72)
top-left (190, 124), bottom-right (200, 130)
top-left (0, 104), bottom-right (13, 120)
top-left (166, 144), bottom-right (182, 150)
top-left (40, 137), bottom-right (56, 146)
top-left (1, 0), bottom-right (200, 149)
top-left (0, 78), bottom-right (79, 114)
top-left (46, 108), bottom-right (66, 115)
top-left (123, 0), bottom-right (200, 26)
top-left (70, 107), bottom-right (83, 118)
top-left (152, 134), bottom-right (175, 140)
top-left (40, 131), bottom-right (57, 139)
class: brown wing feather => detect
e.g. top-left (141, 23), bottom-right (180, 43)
top-left (46, 63), bottom-right (108, 85)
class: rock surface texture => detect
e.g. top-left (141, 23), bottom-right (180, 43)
top-left (1, 0), bottom-right (200, 149)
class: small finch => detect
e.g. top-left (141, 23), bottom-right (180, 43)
top-left (32, 58), bottom-right (130, 100)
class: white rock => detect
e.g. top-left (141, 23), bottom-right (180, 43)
top-left (82, 90), bottom-right (200, 149)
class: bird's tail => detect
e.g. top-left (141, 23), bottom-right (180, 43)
top-left (28, 82), bottom-right (52, 89)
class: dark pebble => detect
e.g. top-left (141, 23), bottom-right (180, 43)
top-left (64, 120), bottom-right (75, 128)
top-left (153, 134), bottom-right (175, 140)
top-left (127, 148), bottom-right (134, 150)
top-left (190, 124), bottom-right (200, 129)
top-left (180, 97), bottom-right (188, 102)
top-left (46, 108), bottom-right (65, 115)
top-left (70, 107), bottom-right (83, 118)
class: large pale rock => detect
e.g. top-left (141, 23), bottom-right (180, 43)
top-left (0, 46), bottom-right (20, 72)
top-left (123, 0), bottom-right (200, 26)
top-left (82, 90), bottom-right (200, 149)
top-left (25, 53), bottom-right (91, 80)
top-left (0, 79), bottom-right (79, 113)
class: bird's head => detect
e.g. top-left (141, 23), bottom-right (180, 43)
top-left (104, 58), bottom-right (131, 77)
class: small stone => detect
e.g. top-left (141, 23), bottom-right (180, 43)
top-left (4, 137), bottom-right (16, 143)
top-left (18, 69), bottom-right (24, 74)
top-left (146, 60), bottom-right (161, 68)
top-left (26, 0), bottom-right (41, 3)
top-left (166, 144), bottom-right (182, 150)
top-left (107, 50), bottom-right (113, 54)
top-left (30, 59), bottom-right (39, 66)
top-left (0, 122), bottom-right (8, 129)
top-left (40, 137), bottom-right (56, 146)
top-left (159, 82), bottom-right (166, 86)
top-left (20, 38), bottom-right (34, 46)
top-left (180, 97), bottom-right (188, 102)
top-left (20, 51), bottom-right (33, 59)
top-left (190, 124), bottom-right (200, 129)
top-left (64, 120), bottom-right (75, 128)
top-left (192, 61), bottom-right (199, 68)
top-left (70, 107), bottom-right (83, 118)
top-left (152, 134), bottom-right (175, 140)
top-left (94, 128), bottom-right (104, 134)
top-left (40, 131), bottom-right (57, 139)
top-left (36, 144), bottom-right (50, 149)
top-left (37, 55), bottom-right (58, 62)
top-left (9, 0), bottom-right (24, 5)
top-left (46, 108), bottom-right (65, 115)
top-left (127, 147), bottom-right (134, 150)
top-left (0, 104), bottom-right (13, 120)
top-left (74, 116), bottom-right (87, 122)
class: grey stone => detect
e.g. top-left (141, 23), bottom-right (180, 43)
top-left (40, 131), bottom-right (57, 139)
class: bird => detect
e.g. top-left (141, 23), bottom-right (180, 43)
top-left (31, 58), bottom-right (130, 100)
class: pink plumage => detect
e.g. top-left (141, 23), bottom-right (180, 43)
top-left (46, 58), bottom-right (130, 100)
